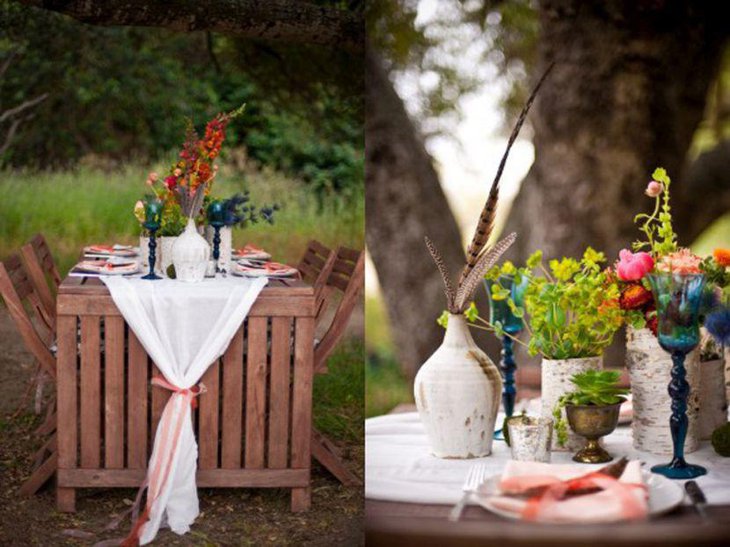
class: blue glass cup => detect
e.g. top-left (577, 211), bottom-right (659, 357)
top-left (648, 272), bottom-right (707, 479)
top-left (485, 274), bottom-right (528, 440)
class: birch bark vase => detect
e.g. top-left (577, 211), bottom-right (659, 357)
top-left (205, 226), bottom-right (232, 271)
top-left (698, 358), bottom-right (728, 440)
top-left (414, 314), bottom-right (502, 458)
top-left (159, 236), bottom-right (178, 275)
top-left (540, 356), bottom-right (603, 451)
top-left (626, 326), bottom-right (700, 454)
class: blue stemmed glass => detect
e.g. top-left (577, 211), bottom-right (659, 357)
top-left (485, 274), bottom-right (528, 440)
top-left (141, 200), bottom-right (162, 280)
top-left (648, 272), bottom-right (707, 479)
top-left (207, 200), bottom-right (226, 273)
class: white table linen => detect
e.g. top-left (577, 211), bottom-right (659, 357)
top-left (365, 411), bottom-right (730, 506)
top-left (102, 275), bottom-right (268, 544)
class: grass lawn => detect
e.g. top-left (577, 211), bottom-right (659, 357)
top-left (0, 164), bottom-right (364, 275)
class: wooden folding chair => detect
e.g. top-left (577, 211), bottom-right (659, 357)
top-left (20, 233), bottom-right (61, 326)
top-left (0, 254), bottom-right (58, 495)
top-left (310, 246), bottom-right (365, 486)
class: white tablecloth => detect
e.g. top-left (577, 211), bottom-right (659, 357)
top-left (365, 412), bottom-right (730, 506)
top-left (102, 275), bottom-right (268, 544)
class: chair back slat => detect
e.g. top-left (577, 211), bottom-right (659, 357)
top-left (297, 240), bottom-right (337, 322)
top-left (314, 247), bottom-right (364, 372)
top-left (3, 254), bottom-right (54, 339)
top-left (0, 259), bottom-right (56, 378)
top-left (21, 242), bottom-right (56, 325)
top-left (30, 233), bottom-right (61, 288)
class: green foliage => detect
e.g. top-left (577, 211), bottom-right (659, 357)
top-left (700, 255), bottom-right (730, 289)
top-left (553, 370), bottom-right (629, 447)
top-left (517, 248), bottom-right (624, 359)
top-left (365, 351), bottom-right (412, 418)
top-left (0, 2), bottom-right (363, 199)
top-left (633, 167), bottom-right (678, 257)
top-left (711, 422), bottom-right (730, 457)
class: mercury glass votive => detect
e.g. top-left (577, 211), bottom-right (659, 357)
top-left (507, 416), bottom-right (553, 463)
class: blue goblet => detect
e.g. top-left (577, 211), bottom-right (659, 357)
top-left (141, 201), bottom-right (162, 280)
top-left (648, 272), bottom-right (707, 479)
top-left (485, 274), bottom-right (528, 440)
top-left (207, 200), bottom-right (226, 273)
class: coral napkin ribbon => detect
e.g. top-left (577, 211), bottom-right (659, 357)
top-left (119, 378), bottom-right (206, 547)
top-left (522, 472), bottom-right (647, 521)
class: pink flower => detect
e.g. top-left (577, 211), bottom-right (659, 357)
top-left (173, 168), bottom-right (182, 177)
top-left (616, 250), bottom-right (654, 281)
top-left (656, 248), bottom-right (702, 274)
top-left (645, 181), bottom-right (663, 197)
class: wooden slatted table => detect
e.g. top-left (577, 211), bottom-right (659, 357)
top-left (55, 275), bottom-right (315, 513)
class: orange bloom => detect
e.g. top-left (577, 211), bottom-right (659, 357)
top-left (713, 248), bottom-right (730, 267)
top-left (619, 283), bottom-right (652, 310)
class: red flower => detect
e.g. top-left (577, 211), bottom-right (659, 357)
top-left (164, 176), bottom-right (177, 191)
top-left (619, 283), bottom-right (652, 310)
top-left (646, 316), bottom-right (658, 336)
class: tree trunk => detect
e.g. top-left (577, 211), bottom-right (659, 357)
top-left (503, 0), bottom-right (728, 264)
top-left (18, 0), bottom-right (364, 51)
top-left (366, 46), bottom-right (484, 380)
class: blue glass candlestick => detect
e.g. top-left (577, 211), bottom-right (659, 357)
top-left (207, 200), bottom-right (226, 273)
top-left (485, 274), bottom-right (527, 440)
top-left (141, 200), bottom-right (162, 280)
top-left (648, 272), bottom-right (707, 479)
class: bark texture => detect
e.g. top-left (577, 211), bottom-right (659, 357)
top-left (366, 46), bottom-right (484, 379)
top-left (504, 0), bottom-right (730, 263)
top-left (626, 327), bottom-right (699, 455)
top-left (18, 0), bottom-right (364, 51)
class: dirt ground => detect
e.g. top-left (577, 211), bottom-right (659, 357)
top-left (0, 309), bottom-right (364, 546)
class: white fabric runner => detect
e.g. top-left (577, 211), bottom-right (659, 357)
top-left (366, 412), bottom-right (730, 506)
top-left (102, 275), bottom-right (268, 544)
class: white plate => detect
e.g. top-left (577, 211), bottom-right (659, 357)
top-left (474, 470), bottom-right (683, 521)
top-left (231, 267), bottom-right (297, 278)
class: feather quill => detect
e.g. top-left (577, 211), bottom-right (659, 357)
top-left (458, 62), bottom-right (555, 287)
top-left (425, 236), bottom-right (456, 311)
top-left (455, 232), bottom-right (517, 311)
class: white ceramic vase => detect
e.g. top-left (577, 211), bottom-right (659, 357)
top-left (540, 355), bottom-right (603, 451)
top-left (205, 225), bottom-right (232, 272)
top-left (626, 326), bottom-right (700, 454)
top-left (698, 358), bottom-right (727, 440)
top-left (413, 314), bottom-right (502, 458)
top-left (172, 218), bottom-right (210, 283)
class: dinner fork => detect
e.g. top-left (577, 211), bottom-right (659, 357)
top-left (448, 464), bottom-right (489, 522)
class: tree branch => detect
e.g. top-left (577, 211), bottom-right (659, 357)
top-left (0, 93), bottom-right (49, 124)
top-left (17, 0), bottom-right (364, 52)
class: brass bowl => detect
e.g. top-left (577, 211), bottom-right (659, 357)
top-left (565, 402), bottom-right (623, 463)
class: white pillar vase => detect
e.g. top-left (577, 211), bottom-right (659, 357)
top-left (414, 314), bottom-right (502, 458)
top-left (205, 225), bottom-right (232, 272)
top-left (159, 236), bottom-right (178, 276)
top-left (698, 358), bottom-right (728, 440)
top-left (626, 326), bottom-right (700, 454)
top-left (172, 218), bottom-right (210, 283)
top-left (540, 356), bottom-right (603, 451)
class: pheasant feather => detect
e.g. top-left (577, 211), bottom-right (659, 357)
top-left (425, 236), bottom-right (456, 312)
top-left (458, 62), bottom-right (555, 287)
top-left (455, 232), bottom-right (517, 311)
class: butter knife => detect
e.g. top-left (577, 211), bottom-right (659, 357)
top-left (684, 480), bottom-right (709, 520)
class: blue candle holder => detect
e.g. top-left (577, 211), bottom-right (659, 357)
top-left (207, 200), bottom-right (226, 273)
top-left (648, 272), bottom-right (707, 479)
top-left (142, 200), bottom-right (162, 280)
top-left (485, 274), bottom-right (528, 440)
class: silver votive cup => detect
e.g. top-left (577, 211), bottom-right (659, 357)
top-left (508, 416), bottom-right (553, 463)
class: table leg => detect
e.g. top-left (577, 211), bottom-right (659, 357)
top-left (291, 486), bottom-right (311, 512)
top-left (57, 487), bottom-right (76, 513)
